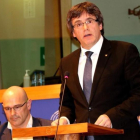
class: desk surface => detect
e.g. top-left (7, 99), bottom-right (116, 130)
top-left (0, 84), bottom-right (61, 103)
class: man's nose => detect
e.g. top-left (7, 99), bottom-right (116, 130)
top-left (10, 108), bottom-right (16, 115)
top-left (83, 23), bottom-right (88, 30)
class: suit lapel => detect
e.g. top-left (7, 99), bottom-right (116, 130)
top-left (32, 118), bottom-right (52, 140)
top-left (3, 128), bottom-right (11, 140)
top-left (89, 38), bottom-right (112, 104)
top-left (32, 117), bottom-right (41, 127)
top-left (32, 117), bottom-right (43, 140)
top-left (0, 123), bottom-right (12, 140)
top-left (72, 49), bottom-right (88, 103)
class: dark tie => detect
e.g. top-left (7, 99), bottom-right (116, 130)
top-left (83, 51), bottom-right (93, 103)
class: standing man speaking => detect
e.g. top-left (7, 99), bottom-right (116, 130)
top-left (52, 2), bottom-right (140, 140)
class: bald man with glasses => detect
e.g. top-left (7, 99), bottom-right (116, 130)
top-left (0, 86), bottom-right (52, 140)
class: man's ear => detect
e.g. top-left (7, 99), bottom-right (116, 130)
top-left (99, 23), bottom-right (103, 31)
top-left (27, 99), bottom-right (32, 110)
top-left (73, 31), bottom-right (76, 38)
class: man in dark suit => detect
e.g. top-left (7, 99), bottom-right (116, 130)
top-left (0, 86), bottom-right (52, 140)
top-left (51, 2), bottom-right (140, 140)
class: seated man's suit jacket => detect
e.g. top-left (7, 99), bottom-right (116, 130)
top-left (0, 117), bottom-right (52, 140)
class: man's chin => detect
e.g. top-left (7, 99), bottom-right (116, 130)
top-left (10, 120), bottom-right (21, 127)
top-left (11, 123), bottom-right (21, 128)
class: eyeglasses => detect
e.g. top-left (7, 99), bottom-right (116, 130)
top-left (3, 100), bottom-right (28, 112)
top-left (73, 18), bottom-right (98, 29)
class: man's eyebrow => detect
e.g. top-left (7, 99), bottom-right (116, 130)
top-left (3, 103), bottom-right (22, 107)
top-left (14, 104), bottom-right (22, 106)
top-left (74, 17), bottom-right (95, 23)
top-left (74, 20), bottom-right (82, 24)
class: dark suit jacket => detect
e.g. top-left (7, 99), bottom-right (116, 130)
top-left (59, 38), bottom-right (140, 140)
top-left (0, 117), bottom-right (52, 140)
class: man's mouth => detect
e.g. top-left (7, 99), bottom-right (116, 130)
top-left (10, 116), bottom-right (19, 121)
top-left (84, 34), bottom-right (92, 37)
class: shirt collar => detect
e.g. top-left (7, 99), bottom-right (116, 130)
top-left (80, 35), bottom-right (103, 56)
top-left (7, 114), bottom-right (33, 130)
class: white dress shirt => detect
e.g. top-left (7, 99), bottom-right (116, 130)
top-left (8, 114), bottom-right (33, 140)
top-left (78, 35), bottom-right (103, 89)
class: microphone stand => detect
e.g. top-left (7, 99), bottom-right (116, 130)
top-left (54, 73), bottom-right (69, 140)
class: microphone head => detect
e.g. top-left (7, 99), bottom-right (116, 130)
top-left (64, 71), bottom-right (69, 79)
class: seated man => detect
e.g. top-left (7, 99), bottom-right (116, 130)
top-left (0, 86), bottom-right (52, 140)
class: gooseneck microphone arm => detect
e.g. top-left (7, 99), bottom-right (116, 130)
top-left (54, 71), bottom-right (69, 140)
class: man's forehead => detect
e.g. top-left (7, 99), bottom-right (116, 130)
top-left (3, 101), bottom-right (22, 107)
top-left (72, 13), bottom-right (96, 23)
top-left (3, 95), bottom-right (23, 106)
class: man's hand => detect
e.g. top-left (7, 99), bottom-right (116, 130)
top-left (51, 118), bottom-right (68, 126)
top-left (94, 114), bottom-right (112, 128)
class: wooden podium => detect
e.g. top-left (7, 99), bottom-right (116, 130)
top-left (12, 123), bottom-right (124, 139)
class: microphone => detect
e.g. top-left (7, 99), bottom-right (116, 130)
top-left (64, 71), bottom-right (69, 79)
top-left (54, 71), bottom-right (69, 140)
